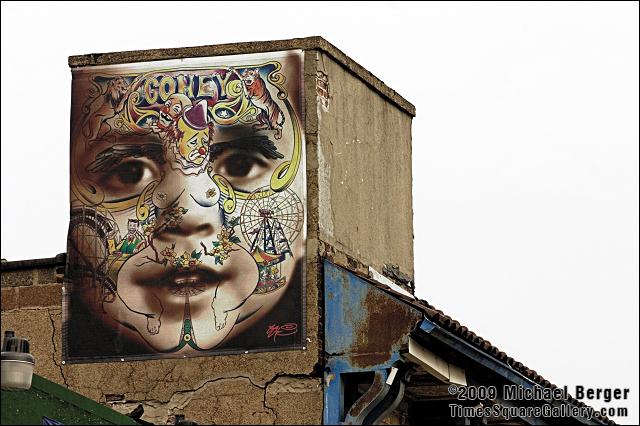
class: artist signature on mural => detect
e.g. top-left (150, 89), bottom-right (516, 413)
top-left (266, 323), bottom-right (298, 341)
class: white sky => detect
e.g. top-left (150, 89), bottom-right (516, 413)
top-left (1, 2), bottom-right (638, 424)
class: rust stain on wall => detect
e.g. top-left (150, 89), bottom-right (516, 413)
top-left (350, 285), bottom-right (421, 368)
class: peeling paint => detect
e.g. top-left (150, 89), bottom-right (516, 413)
top-left (324, 261), bottom-right (421, 368)
top-left (317, 112), bottom-right (334, 239)
top-left (325, 372), bottom-right (336, 387)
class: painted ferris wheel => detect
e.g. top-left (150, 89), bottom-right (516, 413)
top-left (240, 187), bottom-right (304, 293)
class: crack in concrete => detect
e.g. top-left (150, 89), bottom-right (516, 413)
top-left (262, 371), bottom-right (285, 422)
top-left (112, 375), bottom-right (276, 424)
top-left (146, 362), bottom-right (178, 399)
top-left (112, 372), bottom-right (324, 424)
top-left (47, 308), bottom-right (68, 387)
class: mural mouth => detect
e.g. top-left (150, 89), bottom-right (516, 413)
top-left (169, 276), bottom-right (207, 297)
top-left (169, 271), bottom-right (218, 288)
top-left (140, 265), bottom-right (227, 294)
top-left (159, 112), bottom-right (172, 126)
top-left (188, 150), bottom-right (205, 162)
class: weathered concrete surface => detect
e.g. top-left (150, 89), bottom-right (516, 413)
top-left (315, 51), bottom-right (414, 278)
top-left (266, 377), bottom-right (323, 425)
top-left (179, 377), bottom-right (275, 425)
top-left (1, 268), bottom-right (35, 287)
top-left (105, 375), bottom-right (323, 425)
top-left (0, 308), bottom-right (65, 385)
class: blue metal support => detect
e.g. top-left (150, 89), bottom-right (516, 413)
top-left (323, 261), bottom-right (422, 424)
top-left (321, 260), bottom-right (607, 426)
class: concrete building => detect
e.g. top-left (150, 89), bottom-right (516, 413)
top-left (1, 37), bottom-right (613, 425)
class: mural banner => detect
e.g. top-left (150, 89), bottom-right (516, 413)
top-left (64, 51), bottom-right (306, 362)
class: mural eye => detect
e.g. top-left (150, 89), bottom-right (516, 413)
top-left (98, 159), bottom-right (160, 200)
top-left (224, 154), bottom-right (254, 177)
top-left (213, 150), bottom-right (269, 186)
top-left (115, 162), bottom-right (146, 184)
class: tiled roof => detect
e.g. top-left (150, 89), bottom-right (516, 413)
top-left (358, 273), bottom-right (615, 425)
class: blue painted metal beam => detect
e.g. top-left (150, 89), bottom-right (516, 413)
top-left (323, 260), bottom-right (422, 424)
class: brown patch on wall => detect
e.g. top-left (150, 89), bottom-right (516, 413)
top-left (18, 284), bottom-right (62, 308)
top-left (318, 241), bottom-right (369, 277)
top-left (1, 284), bottom-right (62, 311)
top-left (1, 268), bottom-right (36, 287)
top-left (266, 376), bottom-right (323, 425)
top-left (180, 377), bottom-right (274, 425)
top-left (1, 287), bottom-right (18, 310)
top-left (1, 264), bottom-right (63, 288)
top-left (1, 308), bottom-right (65, 385)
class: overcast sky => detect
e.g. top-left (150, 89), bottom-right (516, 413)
top-left (2, 2), bottom-right (638, 423)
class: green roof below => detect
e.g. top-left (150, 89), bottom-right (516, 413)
top-left (1, 374), bottom-right (137, 425)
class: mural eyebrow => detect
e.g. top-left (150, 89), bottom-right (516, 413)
top-left (209, 135), bottom-right (284, 162)
top-left (87, 143), bottom-right (165, 173)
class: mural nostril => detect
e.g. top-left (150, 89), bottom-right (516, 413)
top-left (195, 223), bottom-right (215, 237)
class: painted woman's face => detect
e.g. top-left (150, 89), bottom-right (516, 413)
top-left (65, 52), bottom-right (305, 361)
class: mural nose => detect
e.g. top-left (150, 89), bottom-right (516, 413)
top-left (170, 185), bottom-right (223, 240)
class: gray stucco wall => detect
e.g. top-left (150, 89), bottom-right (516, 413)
top-left (312, 51), bottom-right (415, 278)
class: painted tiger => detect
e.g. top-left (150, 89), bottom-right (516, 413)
top-left (236, 68), bottom-right (285, 139)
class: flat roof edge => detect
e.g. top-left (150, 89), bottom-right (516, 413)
top-left (68, 36), bottom-right (416, 117)
top-left (1, 254), bottom-right (66, 271)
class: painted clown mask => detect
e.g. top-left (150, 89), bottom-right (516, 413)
top-left (65, 51), bottom-right (305, 362)
top-left (174, 100), bottom-right (210, 170)
top-left (157, 93), bottom-right (190, 129)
